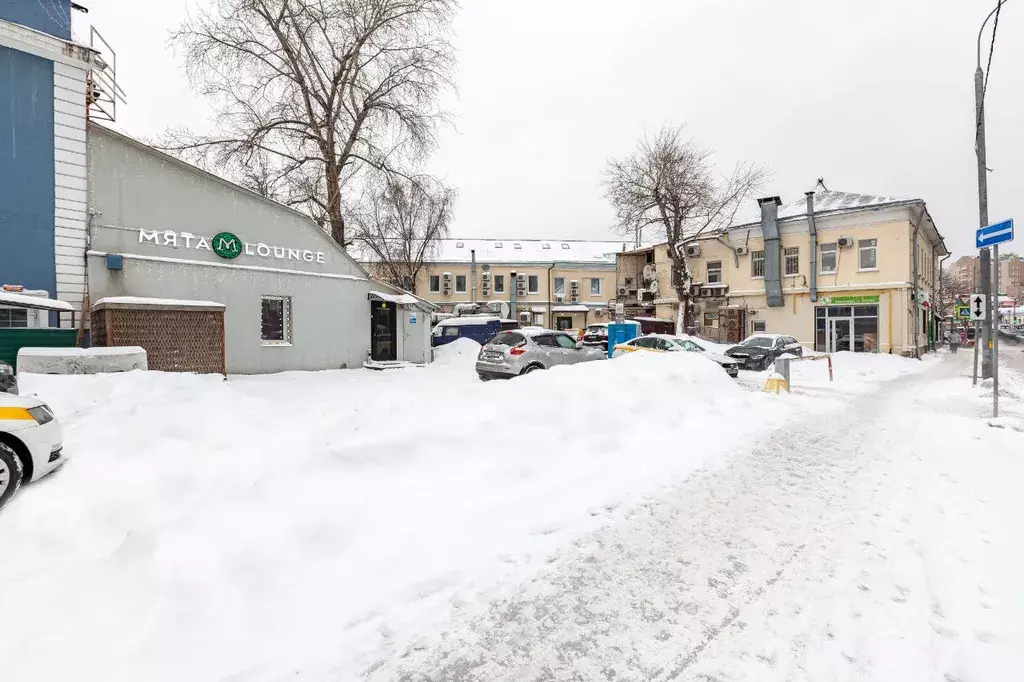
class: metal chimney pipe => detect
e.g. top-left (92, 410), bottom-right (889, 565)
top-left (758, 196), bottom-right (784, 307)
top-left (806, 191), bottom-right (818, 302)
top-left (470, 249), bottom-right (477, 304)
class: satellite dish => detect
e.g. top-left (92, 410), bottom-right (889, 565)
top-left (642, 263), bottom-right (656, 281)
top-left (649, 279), bottom-right (660, 295)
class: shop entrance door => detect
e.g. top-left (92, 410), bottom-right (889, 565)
top-left (370, 301), bottom-right (397, 362)
top-left (826, 318), bottom-right (852, 354)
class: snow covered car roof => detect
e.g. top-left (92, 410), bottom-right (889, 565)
top-left (435, 316), bottom-right (501, 327)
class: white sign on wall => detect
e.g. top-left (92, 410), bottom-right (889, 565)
top-left (138, 229), bottom-right (326, 264)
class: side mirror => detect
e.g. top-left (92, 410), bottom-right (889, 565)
top-left (575, 340), bottom-right (584, 350)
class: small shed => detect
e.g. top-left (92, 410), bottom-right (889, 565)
top-left (367, 290), bottom-right (435, 367)
top-left (91, 297), bottom-right (227, 374)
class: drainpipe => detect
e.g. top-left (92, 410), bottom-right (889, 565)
top-left (470, 249), bottom-right (477, 304)
top-left (758, 196), bottom-right (784, 307)
top-left (806, 191), bottom-right (818, 302)
top-left (912, 223), bottom-right (920, 358)
top-left (547, 262), bottom-right (556, 328)
top-left (715, 236), bottom-right (740, 268)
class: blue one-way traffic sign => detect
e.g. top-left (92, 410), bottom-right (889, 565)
top-left (977, 218), bottom-right (1014, 249)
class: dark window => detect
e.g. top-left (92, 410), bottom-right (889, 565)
top-left (554, 334), bottom-right (577, 349)
top-left (455, 275), bottom-right (467, 293)
top-left (816, 307), bottom-right (826, 319)
top-left (635, 336), bottom-right (659, 348)
top-left (489, 331), bottom-right (524, 346)
top-left (444, 327), bottom-right (460, 337)
top-left (752, 320), bottom-right (767, 333)
top-left (820, 243), bottom-right (838, 273)
top-left (784, 247), bottom-right (799, 275)
top-left (528, 275), bottom-right (540, 293)
top-left (0, 308), bottom-right (29, 328)
top-left (854, 316), bottom-right (879, 352)
top-left (533, 334), bottom-right (557, 347)
top-left (261, 296), bottom-right (291, 343)
top-left (831, 306), bottom-right (853, 318)
top-left (751, 250), bottom-right (765, 278)
top-left (493, 275), bottom-right (505, 293)
top-left (853, 305), bottom-right (877, 317)
top-left (706, 260), bottom-right (722, 284)
top-left (555, 316), bottom-right (572, 330)
top-left (428, 275), bottom-right (440, 292)
top-left (859, 238), bottom-right (878, 270)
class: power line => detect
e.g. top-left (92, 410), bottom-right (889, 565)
top-left (983, 0), bottom-right (1004, 100)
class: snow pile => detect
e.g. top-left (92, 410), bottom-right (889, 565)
top-left (0, 351), bottom-right (794, 682)
top-left (431, 337), bottom-right (482, 366)
top-left (981, 369), bottom-right (1024, 402)
top-left (750, 351), bottom-right (934, 395)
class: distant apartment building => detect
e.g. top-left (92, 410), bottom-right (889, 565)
top-left (616, 188), bottom-right (948, 356)
top-left (1000, 254), bottom-right (1024, 301)
top-left (367, 239), bottom-right (624, 330)
top-left (952, 255), bottom-right (978, 291)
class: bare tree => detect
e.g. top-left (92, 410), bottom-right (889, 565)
top-left (603, 125), bottom-right (769, 333)
top-left (164, 0), bottom-right (456, 246)
top-left (351, 175), bottom-right (454, 292)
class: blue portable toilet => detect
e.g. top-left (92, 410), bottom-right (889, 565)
top-left (606, 320), bottom-right (641, 358)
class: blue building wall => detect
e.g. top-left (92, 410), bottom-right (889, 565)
top-left (0, 46), bottom-right (56, 296)
top-left (0, 0), bottom-right (71, 40)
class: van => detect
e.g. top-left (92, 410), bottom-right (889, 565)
top-left (432, 316), bottom-right (504, 347)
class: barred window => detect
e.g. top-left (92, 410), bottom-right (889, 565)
top-left (784, 247), bottom-right (800, 275)
top-left (751, 250), bottom-right (765, 278)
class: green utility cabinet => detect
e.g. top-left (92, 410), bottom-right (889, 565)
top-left (0, 329), bottom-right (78, 371)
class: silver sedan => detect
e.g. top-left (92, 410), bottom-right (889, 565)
top-left (476, 328), bottom-right (605, 380)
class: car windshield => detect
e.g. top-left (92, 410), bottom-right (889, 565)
top-left (488, 331), bottom-right (525, 346)
top-left (672, 339), bottom-right (702, 352)
top-left (741, 336), bottom-right (775, 348)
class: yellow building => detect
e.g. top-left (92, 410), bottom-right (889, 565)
top-left (616, 189), bottom-right (949, 355)
top-left (410, 239), bottom-right (623, 330)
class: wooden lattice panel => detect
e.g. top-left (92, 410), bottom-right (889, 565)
top-left (91, 306), bottom-right (225, 374)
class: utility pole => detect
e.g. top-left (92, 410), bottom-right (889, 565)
top-left (974, 2), bottom-right (1007, 380)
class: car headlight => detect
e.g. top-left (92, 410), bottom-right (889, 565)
top-left (0, 362), bottom-right (12, 375)
top-left (26, 405), bottom-right (54, 425)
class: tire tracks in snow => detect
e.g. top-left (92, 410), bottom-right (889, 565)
top-left (361, 362), bottom-right (958, 681)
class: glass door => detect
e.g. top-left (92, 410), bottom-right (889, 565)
top-left (827, 318), bottom-right (852, 353)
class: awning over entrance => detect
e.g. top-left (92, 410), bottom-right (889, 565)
top-left (551, 304), bottom-right (589, 313)
top-left (367, 290), bottom-right (435, 312)
top-left (0, 291), bottom-right (74, 312)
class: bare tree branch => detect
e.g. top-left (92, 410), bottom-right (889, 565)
top-left (603, 124), bottom-right (770, 332)
top-left (159, 0), bottom-right (456, 247)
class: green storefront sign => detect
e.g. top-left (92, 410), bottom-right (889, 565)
top-left (819, 295), bottom-right (880, 305)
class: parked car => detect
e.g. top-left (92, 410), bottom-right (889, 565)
top-left (432, 316), bottom-right (504, 347)
top-left (631, 317), bottom-right (675, 335)
top-left (582, 323), bottom-right (610, 350)
top-left (0, 361), bottom-right (16, 394)
top-left (476, 328), bottom-right (605, 380)
top-left (724, 334), bottom-right (803, 371)
top-left (611, 333), bottom-right (739, 377)
top-left (0, 393), bottom-right (65, 511)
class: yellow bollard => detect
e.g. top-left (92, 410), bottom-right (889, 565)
top-left (763, 375), bottom-right (789, 394)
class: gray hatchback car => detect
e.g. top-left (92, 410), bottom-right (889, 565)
top-left (476, 328), bottom-right (605, 380)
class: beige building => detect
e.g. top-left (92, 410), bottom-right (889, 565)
top-left (410, 239), bottom-right (623, 330)
top-left (616, 189), bottom-right (949, 355)
top-left (1000, 255), bottom-right (1024, 301)
top-left (952, 255), bottom-right (978, 291)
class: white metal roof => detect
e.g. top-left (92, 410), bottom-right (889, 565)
top-left (423, 239), bottom-right (623, 265)
top-left (0, 291), bottom-right (74, 312)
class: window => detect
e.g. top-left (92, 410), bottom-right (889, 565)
top-left (261, 296), bottom-right (292, 344)
top-left (533, 334), bottom-right (557, 347)
top-left (542, 243), bottom-right (551, 250)
top-left (455, 275), bottom-right (467, 293)
top-left (706, 260), bottom-right (722, 284)
top-left (555, 316), bottom-right (572, 330)
top-left (561, 243), bottom-right (570, 250)
top-left (455, 241), bottom-right (464, 248)
top-left (703, 311), bottom-right (717, 326)
top-left (752, 320), bottom-right (767, 333)
top-left (533, 312), bottom-right (544, 325)
top-left (635, 337), bottom-right (659, 348)
top-left (859, 238), bottom-right (877, 270)
top-left (553, 277), bottom-right (565, 296)
top-left (554, 333), bottom-right (578, 348)
top-left (493, 275), bottom-right (505, 293)
top-left (654, 338), bottom-right (674, 351)
top-left (820, 243), bottom-right (838, 274)
top-left (784, 247), bottom-right (800, 275)
top-left (590, 278), bottom-right (602, 296)
top-left (428, 275), bottom-right (441, 293)
top-left (0, 308), bottom-right (28, 328)
top-left (751, 250), bottom-right (765, 278)
top-left (528, 275), bottom-right (540, 294)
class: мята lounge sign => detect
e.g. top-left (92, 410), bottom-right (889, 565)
top-left (138, 229), bottom-right (326, 264)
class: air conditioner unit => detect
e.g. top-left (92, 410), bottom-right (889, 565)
top-left (554, 294), bottom-right (565, 303)
top-left (570, 280), bottom-right (579, 290)
top-left (516, 273), bottom-right (527, 283)
top-left (481, 272), bottom-right (491, 281)
top-left (616, 286), bottom-right (628, 297)
top-left (685, 243), bottom-right (702, 258)
top-left (442, 287), bottom-right (452, 296)
top-left (838, 236), bottom-right (854, 248)
top-left (595, 309), bottom-right (604, 317)
top-left (442, 272), bottom-right (452, 281)
top-left (642, 263), bottom-right (656, 281)
top-left (518, 311), bottom-right (531, 323)
top-left (735, 246), bottom-right (749, 256)
top-left (482, 287), bottom-right (491, 296)
top-left (570, 294), bottom-right (579, 303)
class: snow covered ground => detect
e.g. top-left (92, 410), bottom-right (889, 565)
top-left (1, 349), bottom-right (1016, 681)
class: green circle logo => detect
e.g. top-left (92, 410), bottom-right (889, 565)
top-left (212, 231), bottom-right (242, 259)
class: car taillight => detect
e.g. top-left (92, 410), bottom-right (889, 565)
top-left (509, 342), bottom-right (527, 356)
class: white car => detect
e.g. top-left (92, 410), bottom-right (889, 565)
top-left (0, 393), bottom-right (65, 510)
top-left (611, 333), bottom-right (740, 377)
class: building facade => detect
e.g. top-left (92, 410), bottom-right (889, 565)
top-left (403, 239), bottom-right (624, 331)
top-left (616, 189), bottom-right (949, 355)
top-left (86, 125), bottom-right (433, 373)
top-left (0, 0), bottom-right (98, 327)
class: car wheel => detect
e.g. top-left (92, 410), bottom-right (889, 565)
top-left (760, 356), bottom-right (772, 371)
top-left (0, 442), bottom-right (24, 512)
top-left (478, 374), bottom-right (491, 382)
top-left (521, 364), bottom-right (542, 375)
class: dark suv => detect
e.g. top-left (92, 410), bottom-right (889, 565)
top-left (724, 334), bottom-right (803, 371)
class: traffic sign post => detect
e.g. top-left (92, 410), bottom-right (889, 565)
top-left (969, 293), bottom-right (987, 322)
top-left (976, 218), bottom-right (1014, 249)
top-left (974, 219), bottom-right (1013, 418)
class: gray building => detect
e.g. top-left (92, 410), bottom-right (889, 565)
top-left (86, 124), bottom-right (432, 373)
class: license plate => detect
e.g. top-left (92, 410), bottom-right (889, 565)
top-left (484, 352), bottom-right (503, 361)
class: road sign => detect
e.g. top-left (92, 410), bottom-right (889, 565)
top-left (955, 304), bottom-right (971, 320)
top-left (969, 293), bottom-right (986, 322)
top-left (976, 218), bottom-right (1014, 249)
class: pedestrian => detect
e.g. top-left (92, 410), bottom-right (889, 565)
top-left (946, 328), bottom-right (960, 354)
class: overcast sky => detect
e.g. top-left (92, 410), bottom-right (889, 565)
top-left (76, 0), bottom-right (1021, 257)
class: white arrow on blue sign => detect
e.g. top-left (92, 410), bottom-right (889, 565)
top-left (977, 218), bottom-right (1014, 249)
